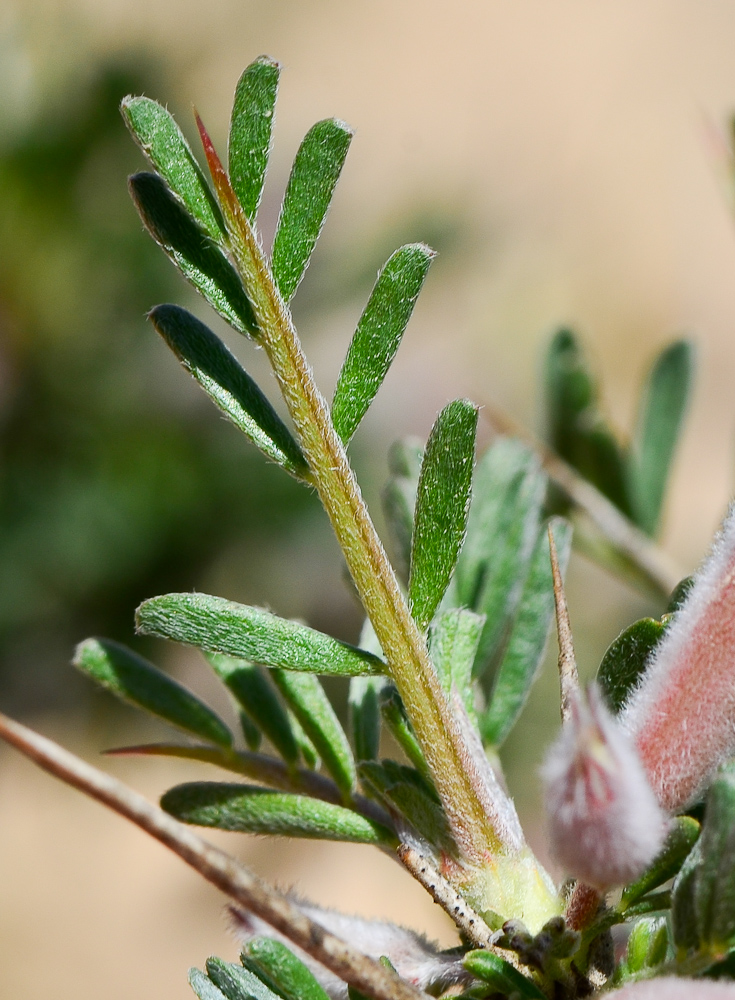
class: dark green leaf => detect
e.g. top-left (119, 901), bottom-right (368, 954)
top-left (74, 638), bottom-right (232, 748)
top-left (243, 938), bottom-right (330, 1000)
top-left (481, 518), bottom-right (572, 747)
top-left (462, 950), bottom-right (545, 999)
top-left (239, 710), bottom-right (262, 751)
top-left (378, 687), bottom-right (430, 780)
top-left (358, 760), bottom-right (452, 852)
top-left (621, 816), bottom-right (700, 910)
top-left (695, 764), bottom-right (735, 951)
top-left (206, 653), bottom-right (300, 767)
top-left (122, 96), bottom-right (226, 242)
top-left (271, 119), bottom-right (353, 302)
top-left (271, 670), bottom-right (356, 799)
top-left (331, 245), bottom-right (434, 444)
top-left (162, 782), bottom-right (396, 845)
top-left (428, 608), bottom-right (484, 724)
top-left (349, 675), bottom-right (385, 762)
top-left (137, 593), bottom-right (386, 676)
top-left (628, 340), bottom-right (694, 536)
top-left (189, 967), bottom-right (229, 1000)
top-left (129, 172), bottom-right (257, 335)
top-left (229, 57), bottom-right (280, 221)
top-left (672, 838), bottom-right (703, 951)
top-left (206, 959), bottom-right (282, 1000)
top-left (409, 400), bottom-right (478, 631)
top-left (381, 438), bottom-right (423, 582)
top-left (597, 617), bottom-right (667, 715)
top-left (454, 437), bottom-right (546, 676)
top-left (666, 575), bottom-right (695, 614)
top-left (150, 306), bottom-right (308, 477)
top-left (545, 329), bottom-right (631, 517)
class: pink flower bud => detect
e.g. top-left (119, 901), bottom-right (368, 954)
top-left (542, 684), bottom-right (667, 889)
top-left (606, 978), bottom-right (735, 999)
top-left (622, 505), bottom-right (735, 811)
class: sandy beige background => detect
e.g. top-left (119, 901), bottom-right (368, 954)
top-left (4, 2), bottom-right (735, 998)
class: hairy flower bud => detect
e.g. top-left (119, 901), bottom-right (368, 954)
top-left (542, 684), bottom-right (667, 889)
top-left (622, 505), bottom-right (735, 811)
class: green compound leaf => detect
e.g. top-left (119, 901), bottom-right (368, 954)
top-left (332, 245), bottom-right (434, 445)
top-left (229, 56), bottom-right (280, 221)
top-left (122, 96), bottom-right (226, 242)
top-left (545, 328), bottom-right (631, 517)
top-left (136, 593), bottom-right (386, 676)
top-left (695, 763), bottom-right (735, 951)
top-left (271, 119), bottom-right (353, 302)
top-left (481, 517), bottom-right (572, 748)
top-left (620, 816), bottom-right (700, 910)
top-left (243, 938), bottom-right (331, 1000)
top-left (74, 638), bottom-right (232, 748)
top-left (129, 172), bottom-right (257, 335)
top-left (628, 340), bottom-right (694, 536)
top-left (271, 670), bottom-right (356, 800)
top-left (358, 760), bottom-right (453, 852)
top-left (597, 616), bottom-right (668, 715)
top-left (206, 653), bottom-right (301, 767)
top-left (462, 950), bottom-right (545, 999)
top-left (206, 959), bottom-right (282, 1000)
top-left (429, 608), bottom-right (484, 725)
top-left (161, 782), bottom-right (396, 845)
top-left (454, 437), bottom-right (546, 677)
top-left (189, 967), bottom-right (229, 1000)
top-left (409, 400), bottom-right (478, 631)
top-left (149, 305), bottom-right (308, 478)
top-left (381, 438), bottom-right (424, 582)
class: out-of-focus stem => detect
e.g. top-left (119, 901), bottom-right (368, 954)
top-left (0, 713), bottom-right (424, 1000)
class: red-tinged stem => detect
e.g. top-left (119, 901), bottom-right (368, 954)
top-left (193, 112), bottom-right (500, 864)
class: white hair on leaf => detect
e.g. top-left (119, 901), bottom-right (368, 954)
top-left (621, 504), bottom-right (735, 811)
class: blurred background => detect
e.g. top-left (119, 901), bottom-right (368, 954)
top-left (3, 2), bottom-right (735, 997)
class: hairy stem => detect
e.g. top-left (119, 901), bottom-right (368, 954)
top-left (195, 116), bottom-right (501, 863)
top-left (0, 713), bottom-right (424, 1000)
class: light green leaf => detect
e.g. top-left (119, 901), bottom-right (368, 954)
top-left (271, 670), bottom-right (356, 800)
top-left (628, 340), bottom-right (694, 536)
top-left (206, 959), bottom-right (282, 1000)
top-left (408, 400), bottom-right (478, 631)
top-left (481, 517), bottom-right (572, 747)
top-left (137, 593), bottom-right (386, 676)
top-left (271, 119), bottom-right (353, 302)
top-left (206, 652), bottom-right (300, 768)
top-left (624, 917), bottom-right (668, 974)
top-left (332, 245), bottom-right (434, 445)
top-left (122, 96), bottom-right (226, 242)
top-left (189, 967), bottom-right (229, 1000)
top-left (462, 950), bottom-right (545, 999)
top-left (149, 306), bottom-right (308, 477)
top-left (243, 938), bottom-right (331, 1000)
top-left (229, 56), bottom-right (280, 221)
top-left (381, 438), bottom-right (423, 582)
top-left (429, 607), bottom-right (484, 724)
top-left (129, 172), bottom-right (257, 335)
top-left (161, 782), bottom-right (396, 845)
top-left (74, 638), bottom-right (232, 748)
top-left (454, 437), bottom-right (546, 677)
top-left (621, 816), bottom-right (701, 910)
top-left (597, 617), bottom-right (668, 715)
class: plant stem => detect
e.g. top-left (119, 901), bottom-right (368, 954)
top-left (0, 712), bottom-right (425, 1000)
top-left (195, 116), bottom-right (500, 864)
